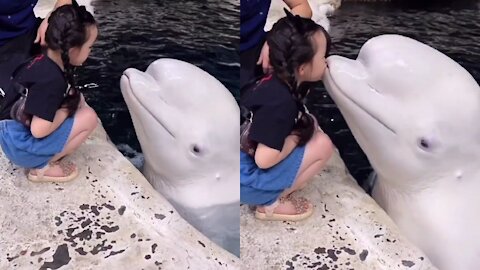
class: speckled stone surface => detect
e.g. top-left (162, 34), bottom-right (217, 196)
top-left (0, 123), bottom-right (240, 270)
top-left (240, 150), bottom-right (437, 270)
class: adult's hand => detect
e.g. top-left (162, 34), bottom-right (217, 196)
top-left (33, 0), bottom-right (73, 46)
top-left (284, 0), bottom-right (313, 18)
top-left (34, 18), bottom-right (49, 46)
top-left (256, 41), bottom-right (273, 74)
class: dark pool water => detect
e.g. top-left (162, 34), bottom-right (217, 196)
top-left (308, 0), bottom-right (480, 187)
top-left (76, 0), bottom-right (239, 159)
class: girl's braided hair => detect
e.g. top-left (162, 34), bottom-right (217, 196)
top-left (45, 1), bottom-right (95, 116)
top-left (267, 9), bottom-right (331, 145)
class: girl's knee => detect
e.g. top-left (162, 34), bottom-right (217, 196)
top-left (312, 132), bottom-right (334, 159)
top-left (76, 107), bottom-right (98, 131)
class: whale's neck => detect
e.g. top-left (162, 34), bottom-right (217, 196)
top-left (142, 160), bottom-right (239, 209)
top-left (373, 166), bottom-right (480, 213)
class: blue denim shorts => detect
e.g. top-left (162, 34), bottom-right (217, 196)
top-left (240, 145), bottom-right (305, 206)
top-left (0, 118), bottom-right (74, 169)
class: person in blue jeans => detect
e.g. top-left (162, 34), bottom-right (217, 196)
top-left (0, 0), bottom-right (72, 86)
top-left (240, 0), bottom-right (312, 91)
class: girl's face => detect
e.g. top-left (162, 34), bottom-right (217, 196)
top-left (69, 25), bottom-right (98, 66)
top-left (297, 30), bottom-right (328, 83)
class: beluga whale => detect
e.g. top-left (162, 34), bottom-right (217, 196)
top-left (120, 58), bottom-right (239, 256)
top-left (323, 34), bottom-right (480, 270)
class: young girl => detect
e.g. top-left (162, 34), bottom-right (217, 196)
top-left (0, 3), bottom-right (98, 182)
top-left (240, 10), bottom-right (334, 221)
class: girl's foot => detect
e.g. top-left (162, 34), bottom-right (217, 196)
top-left (255, 195), bottom-right (313, 221)
top-left (28, 160), bottom-right (79, 182)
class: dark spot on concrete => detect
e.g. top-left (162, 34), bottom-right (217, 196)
top-left (102, 203), bottom-right (115, 211)
top-left (131, 192), bottom-right (139, 195)
top-left (314, 247), bottom-right (326, 254)
top-left (359, 250), bottom-right (368, 261)
top-left (198, 241), bottom-right (206, 248)
top-left (169, 210), bottom-right (174, 214)
top-left (335, 250), bottom-right (341, 254)
top-left (7, 255), bottom-right (19, 262)
top-left (91, 206), bottom-right (100, 216)
top-left (75, 248), bottom-right (88, 255)
top-left (285, 260), bottom-right (294, 270)
top-left (96, 231), bottom-right (106, 239)
top-left (374, 234), bottom-right (383, 238)
top-left (321, 215), bottom-right (326, 218)
top-left (100, 225), bottom-right (119, 233)
top-left (155, 261), bottom-right (162, 266)
top-left (329, 219), bottom-right (335, 222)
top-left (31, 247), bottom-right (51, 256)
top-left (105, 249), bottom-right (126, 259)
top-left (54, 216), bottom-right (62, 226)
top-left (90, 240), bottom-right (113, 255)
top-left (341, 247), bottom-right (356, 255)
top-left (138, 239), bottom-right (143, 242)
top-left (81, 218), bottom-right (92, 228)
top-left (326, 249), bottom-right (338, 262)
top-left (420, 257), bottom-right (424, 261)
top-left (79, 204), bottom-right (89, 210)
top-left (39, 244), bottom-right (71, 270)
top-left (145, 255), bottom-right (151, 260)
top-left (152, 244), bottom-right (158, 254)
top-left (118, 206), bottom-right (126, 215)
top-left (20, 250), bottom-right (27, 256)
top-left (324, 204), bottom-right (329, 212)
top-left (130, 233), bottom-right (136, 238)
top-left (291, 254), bottom-right (300, 262)
top-left (402, 260), bottom-right (415, 267)
top-left (155, 214), bottom-right (165, 220)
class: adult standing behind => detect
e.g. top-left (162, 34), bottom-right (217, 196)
top-left (240, 0), bottom-right (312, 91)
top-left (0, 0), bottom-right (71, 86)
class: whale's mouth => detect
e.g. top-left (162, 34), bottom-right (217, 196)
top-left (122, 72), bottom-right (176, 138)
top-left (327, 69), bottom-right (397, 135)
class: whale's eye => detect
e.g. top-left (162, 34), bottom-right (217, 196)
top-left (191, 144), bottom-right (202, 155)
top-left (418, 138), bottom-right (431, 150)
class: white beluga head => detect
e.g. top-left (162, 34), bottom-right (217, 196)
top-left (323, 35), bottom-right (480, 269)
top-left (120, 59), bottom-right (239, 256)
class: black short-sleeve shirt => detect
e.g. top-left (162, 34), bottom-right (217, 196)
top-left (14, 54), bottom-right (68, 122)
top-left (241, 74), bottom-right (298, 151)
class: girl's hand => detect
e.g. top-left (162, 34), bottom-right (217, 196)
top-left (309, 113), bottom-right (320, 131)
top-left (30, 108), bottom-right (69, 138)
top-left (254, 134), bottom-right (299, 169)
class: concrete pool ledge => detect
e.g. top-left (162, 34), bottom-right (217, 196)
top-left (0, 121), bottom-right (240, 269)
top-left (241, 149), bottom-right (437, 269)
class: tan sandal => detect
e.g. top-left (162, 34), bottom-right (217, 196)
top-left (255, 195), bottom-right (313, 221)
top-left (28, 160), bottom-right (79, 183)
